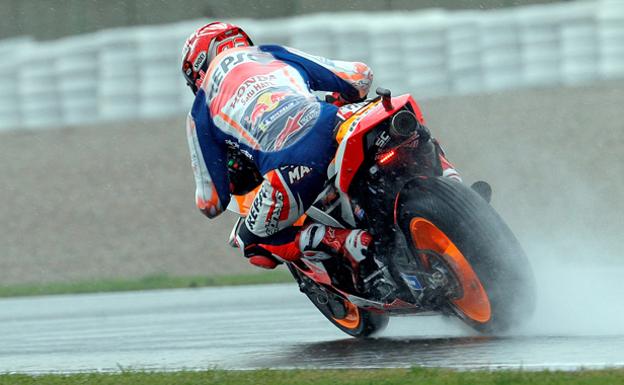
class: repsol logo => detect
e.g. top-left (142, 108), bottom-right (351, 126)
top-left (246, 196), bottom-right (262, 230)
top-left (246, 183), bottom-right (271, 230)
top-left (207, 51), bottom-right (273, 99)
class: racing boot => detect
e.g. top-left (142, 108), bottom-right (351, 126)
top-left (435, 146), bottom-right (462, 183)
top-left (433, 139), bottom-right (492, 202)
top-left (434, 139), bottom-right (462, 183)
top-left (297, 224), bottom-right (393, 300)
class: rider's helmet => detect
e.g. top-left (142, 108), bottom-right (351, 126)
top-left (181, 22), bottom-right (253, 94)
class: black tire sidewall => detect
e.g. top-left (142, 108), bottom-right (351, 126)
top-left (397, 177), bottom-right (535, 333)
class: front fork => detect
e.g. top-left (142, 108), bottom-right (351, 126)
top-left (367, 183), bottom-right (460, 313)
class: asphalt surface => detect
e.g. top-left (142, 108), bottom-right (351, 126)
top-left (1, 272), bottom-right (623, 373)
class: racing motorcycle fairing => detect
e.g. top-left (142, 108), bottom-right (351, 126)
top-left (333, 94), bottom-right (426, 194)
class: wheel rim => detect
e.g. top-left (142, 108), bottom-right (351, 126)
top-left (332, 300), bottom-right (361, 329)
top-left (409, 218), bottom-right (492, 323)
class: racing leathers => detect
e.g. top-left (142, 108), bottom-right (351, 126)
top-left (186, 45), bottom-right (375, 268)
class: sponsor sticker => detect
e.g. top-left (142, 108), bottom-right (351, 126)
top-left (401, 273), bottom-right (423, 291)
top-left (265, 190), bottom-right (284, 235)
top-left (336, 101), bottom-right (368, 121)
top-left (207, 51), bottom-right (273, 99)
top-left (256, 99), bottom-right (296, 132)
top-left (181, 45), bottom-right (190, 60)
top-left (375, 130), bottom-right (391, 148)
top-left (273, 104), bottom-right (320, 150)
top-left (193, 51), bottom-right (207, 71)
top-left (249, 91), bottom-right (288, 125)
top-left (287, 166), bottom-right (312, 184)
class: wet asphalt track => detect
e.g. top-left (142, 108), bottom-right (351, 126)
top-left (1, 281), bottom-right (623, 373)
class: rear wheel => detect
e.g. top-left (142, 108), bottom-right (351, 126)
top-left (289, 266), bottom-right (389, 338)
top-left (397, 177), bottom-right (535, 333)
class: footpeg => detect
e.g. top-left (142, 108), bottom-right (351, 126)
top-left (471, 181), bottom-right (492, 203)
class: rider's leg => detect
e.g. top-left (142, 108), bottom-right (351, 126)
top-left (235, 163), bottom-right (378, 282)
top-left (298, 223), bottom-right (392, 298)
top-left (434, 139), bottom-right (462, 182)
top-left (235, 165), bottom-right (326, 269)
top-left (298, 223), bottom-right (375, 290)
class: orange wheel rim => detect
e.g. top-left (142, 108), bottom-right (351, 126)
top-left (409, 218), bottom-right (491, 323)
top-left (333, 300), bottom-right (361, 329)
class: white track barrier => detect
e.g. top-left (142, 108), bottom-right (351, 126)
top-left (0, 0), bottom-right (622, 131)
top-left (56, 35), bottom-right (99, 126)
top-left (0, 38), bottom-right (33, 130)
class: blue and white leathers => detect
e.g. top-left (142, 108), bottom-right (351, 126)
top-left (186, 44), bottom-right (373, 241)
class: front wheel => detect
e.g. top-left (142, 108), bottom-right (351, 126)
top-left (396, 177), bottom-right (535, 333)
top-left (289, 266), bottom-right (389, 338)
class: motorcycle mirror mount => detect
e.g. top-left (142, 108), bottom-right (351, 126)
top-left (376, 87), bottom-right (393, 110)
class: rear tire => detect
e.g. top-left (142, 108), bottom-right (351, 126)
top-left (289, 266), bottom-right (389, 338)
top-left (397, 177), bottom-right (535, 333)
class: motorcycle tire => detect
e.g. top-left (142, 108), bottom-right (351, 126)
top-left (396, 177), bottom-right (535, 333)
top-left (288, 265), bottom-right (389, 338)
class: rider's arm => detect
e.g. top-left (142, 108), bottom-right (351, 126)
top-left (259, 45), bottom-right (373, 102)
top-left (186, 97), bottom-right (231, 218)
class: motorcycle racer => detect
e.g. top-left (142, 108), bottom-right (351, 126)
top-left (181, 22), bottom-right (460, 296)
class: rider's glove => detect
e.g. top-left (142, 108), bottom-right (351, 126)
top-left (325, 92), bottom-right (351, 107)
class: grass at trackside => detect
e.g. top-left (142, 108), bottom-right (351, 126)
top-left (0, 270), bottom-right (293, 298)
top-left (1, 368), bottom-right (624, 385)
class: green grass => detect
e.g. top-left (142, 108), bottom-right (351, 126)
top-left (0, 270), bottom-right (293, 298)
top-left (1, 368), bottom-right (623, 385)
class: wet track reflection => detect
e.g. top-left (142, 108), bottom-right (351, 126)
top-left (255, 336), bottom-right (498, 368)
top-left (253, 335), bottom-right (624, 370)
top-left (0, 283), bottom-right (622, 373)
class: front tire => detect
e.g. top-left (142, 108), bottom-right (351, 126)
top-left (397, 177), bottom-right (535, 333)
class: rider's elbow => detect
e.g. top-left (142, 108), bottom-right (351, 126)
top-left (198, 206), bottom-right (219, 219)
top-left (195, 193), bottom-right (223, 219)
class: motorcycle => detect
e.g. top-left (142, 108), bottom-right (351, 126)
top-left (227, 87), bottom-right (535, 337)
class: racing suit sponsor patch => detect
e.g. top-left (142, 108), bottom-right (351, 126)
top-left (255, 99), bottom-right (298, 132)
top-left (193, 51), bottom-right (207, 71)
top-left (207, 51), bottom-right (274, 99)
top-left (230, 74), bottom-right (279, 109)
top-left (245, 180), bottom-right (285, 236)
top-left (246, 181), bottom-right (273, 232)
top-left (248, 90), bottom-right (288, 125)
top-left (286, 165), bottom-right (312, 184)
top-left (265, 190), bottom-right (284, 236)
top-left (273, 103), bottom-right (320, 150)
